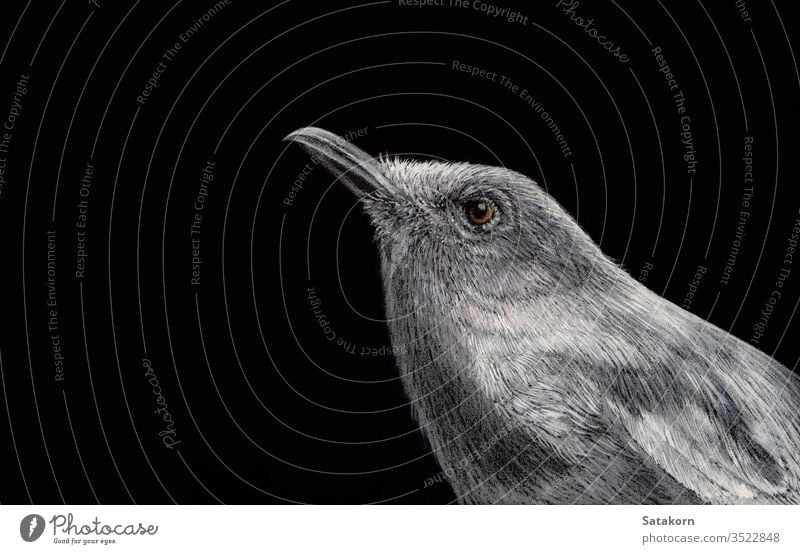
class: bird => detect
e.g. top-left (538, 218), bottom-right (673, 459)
top-left (285, 126), bottom-right (800, 504)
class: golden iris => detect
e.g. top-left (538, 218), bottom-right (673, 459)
top-left (464, 199), bottom-right (494, 226)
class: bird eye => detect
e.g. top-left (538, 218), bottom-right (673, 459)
top-left (464, 199), bottom-right (495, 226)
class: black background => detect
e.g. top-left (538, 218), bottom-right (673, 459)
top-left (0, 0), bottom-right (798, 504)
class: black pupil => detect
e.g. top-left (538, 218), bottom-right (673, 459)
top-left (468, 201), bottom-right (491, 223)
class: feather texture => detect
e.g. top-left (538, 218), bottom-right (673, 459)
top-left (286, 128), bottom-right (800, 504)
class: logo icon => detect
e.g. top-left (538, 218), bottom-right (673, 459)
top-left (20, 514), bottom-right (45, 542)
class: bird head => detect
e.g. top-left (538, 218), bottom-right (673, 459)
top-left (285, 127), bottom-right (601, 306)
top-left (284, 127), bottom-right (621, 485)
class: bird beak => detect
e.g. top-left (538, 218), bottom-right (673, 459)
top-left (283, 127), bottom-right (390, 199)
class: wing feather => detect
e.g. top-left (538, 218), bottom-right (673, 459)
top-left (605, 337), bottom-right (800, 503)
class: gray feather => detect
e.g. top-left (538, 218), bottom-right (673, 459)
top-left (286, 127), bottom-right (800, 504)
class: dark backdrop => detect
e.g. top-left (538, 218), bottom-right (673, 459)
top-left (0, 0), bottom-right (798, 504)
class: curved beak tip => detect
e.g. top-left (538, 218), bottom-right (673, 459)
top-left (282, 126), bottom-right (389, 199)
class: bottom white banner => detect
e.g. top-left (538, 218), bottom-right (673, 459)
top-left (1, 505), bottom-right (797, 553)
